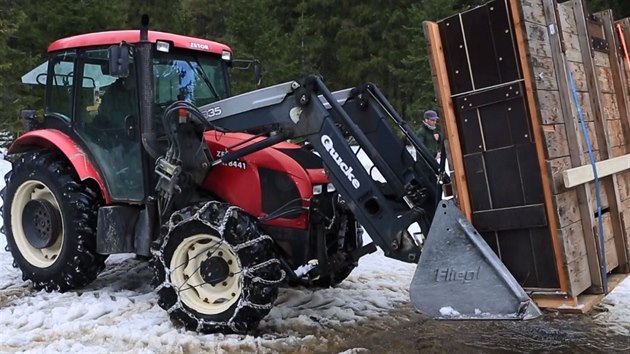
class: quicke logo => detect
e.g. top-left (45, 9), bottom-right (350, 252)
top-left (321, 135), bottom-right (361, 189)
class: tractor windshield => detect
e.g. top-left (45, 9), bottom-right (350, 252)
top-left (153, 51), bottom-right (229, 107)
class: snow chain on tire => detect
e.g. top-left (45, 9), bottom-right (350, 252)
top-left (151, 201), bottom-right (285, 333)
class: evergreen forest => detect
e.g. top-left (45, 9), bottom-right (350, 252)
top-left (1, 0), bottom-right (628, 137)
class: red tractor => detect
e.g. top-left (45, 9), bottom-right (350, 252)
top-left (2, 20), bottom-right (541, 333)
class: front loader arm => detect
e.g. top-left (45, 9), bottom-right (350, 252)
top-left (199, 76), bottom-right (440, 263)
top-left (170, 75), bottom-right (543, 321)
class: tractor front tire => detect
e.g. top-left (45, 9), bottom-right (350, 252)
top-left (1, 150), bottom-right (106, 292)
top-left (151, 201), bottom-right (284, 333)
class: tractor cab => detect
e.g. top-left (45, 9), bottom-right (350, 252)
top-left (21, 31), bottom-right (234, 202)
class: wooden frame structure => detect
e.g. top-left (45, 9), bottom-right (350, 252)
top-left (424, 0), bottom-right (630, 312)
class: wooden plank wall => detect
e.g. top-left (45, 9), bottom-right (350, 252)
top-left (516, 0), bottom-right (630, 296)
top-left (426, 0), bottom-right (629, 301)
top-left (614, 17), bottom-right (630, 272)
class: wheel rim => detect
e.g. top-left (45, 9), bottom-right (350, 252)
top-left (11, 180), bottom-right (64, 268)
top-left (169, 234), bottom-right (243, 315)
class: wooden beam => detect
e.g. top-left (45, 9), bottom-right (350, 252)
top-left (510, 0), bottom-right (568, 293)
top-left (423, 20), bottom-right (472, 220)
top-left (532, 273), bottom-right (628, 313)
top-left (563, 154), bottom-right (630, 188)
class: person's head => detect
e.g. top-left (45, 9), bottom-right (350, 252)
top-left (423, 110), bottom-right (439, 128)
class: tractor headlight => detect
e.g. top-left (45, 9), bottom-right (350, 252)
top-left (222, 50), bottom-right (232, 61)
top-left (326, 183), bottom-right (336, 192)
top-left (156, 41), bottom-right (170, 53)
top-left (312, 184), bottom-right (323, 195)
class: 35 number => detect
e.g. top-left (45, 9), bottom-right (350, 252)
top-left (206, 106), bottom-right (222, 118)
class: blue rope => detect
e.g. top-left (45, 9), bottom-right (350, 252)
top-left (567, 68), bottom-right (608, 294)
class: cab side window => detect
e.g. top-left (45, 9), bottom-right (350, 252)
top-left (47, 51), bottom-right (76, 120)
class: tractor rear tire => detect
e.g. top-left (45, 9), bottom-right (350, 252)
top-left (151, 201), bottom-right (284, 333)
top-left (1, 150), bottom-right (106, 292)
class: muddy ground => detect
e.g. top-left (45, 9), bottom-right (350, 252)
top-left (288, 304), bottom-right (630, 354)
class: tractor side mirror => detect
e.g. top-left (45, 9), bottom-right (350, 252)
top-left (253, 60), bottom-right (263, 87)
top-left (108, 44), bottom-right (130, 78)
top-left (231, 59), bottom-right (264, 87)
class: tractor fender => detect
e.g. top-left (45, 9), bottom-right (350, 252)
top-left (8, 129), bottom-right (111, 203)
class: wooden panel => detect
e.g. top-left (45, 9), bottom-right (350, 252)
top-left (599, 212), bottom-right (619, 272)
top-left (458, 109), bottom-right (484, 154)
top-left (600, 93), bottom-right (620, 125)
top-left (576, 92), bottom-right (594, 122)
top-left (565, 253), bottom-right (593, 294)
top-left (554, 190), bottom-right (581, 228)
top-left (559, 221), bottom-right (588, 263)
top-left (463, 153), bottom-right (491, 211)
top-left (558, 2), bottom-right (577, 34)
top-left (524, 22), bottom-right (553, 58)
top-left (459, 1), bottom-right (522, 90)
top-left (529, 56), bottom-right (558, 90)
top-left (567, 61), bottom-right (589, 91)
top-left (473, 204), bottom-right (547, 232)
top-left (480, 103), bottom-right (513, 150)
top-left (496, 227), bottom-right (558, 288)
top-left (462, 6), bottom-right (502, 89)
top-left (518, 143), bottom-right (545, 203)
top-left (511, 0), bottom-right (566, 290)
top-left (563, 32), bottom-right (583, 63)
top-left (595, 65), bottom-right (614, 93)
top-left (488, 0), bottom-right (522, 83)
top-left (520, 0), bottom-right (546, 25)
top-left (529, 227), bottom-right (561, 287)
top-left (536, 90), bottom-right (564, 124)
top-left (508, 99), bottom-right (534, 145)
top-left (439, 15), bottom-right (473, 95)
top-left (606, 120), bottom-right (624, 152)
top-left (542, 123), bottom-right (570, 158)
top-left (454, 82), bottom-right (524, 111)
top-left (485, 147), bottom-right (526, 208)
top-left (497, 229), bottom-right (538, 287)
top-left (548, 156), bottom-right (572, 194)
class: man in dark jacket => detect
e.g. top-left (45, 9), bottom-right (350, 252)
top-left (416, 110), bottom-right (442, 160)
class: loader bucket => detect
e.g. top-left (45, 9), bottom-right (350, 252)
top-left (409, 199), bottom-right (542, 320)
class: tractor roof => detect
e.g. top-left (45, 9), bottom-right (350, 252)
top-left (48, 30), bottom-right (231, 54)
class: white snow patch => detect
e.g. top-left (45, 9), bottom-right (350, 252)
top-left (439, 306), bottom-right (460, 317)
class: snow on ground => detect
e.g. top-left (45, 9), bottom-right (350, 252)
top-left (0, 153), bottom-right (629, 353)
top-left (0, 157), bottom-right (415, 353)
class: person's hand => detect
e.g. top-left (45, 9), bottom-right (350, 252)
top-left (435, 151), bottom-right (441, 160)
top-left (433, 133), bottom-right (440, 141)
